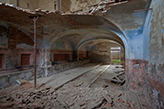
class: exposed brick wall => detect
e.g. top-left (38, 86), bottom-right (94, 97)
top-left (126, 59), bottom-right (148, 91)
top-left (78, 51), bottom-right (86, 59)
top-left (79, 54), bottom-right (85, 59)
top-left (0, 54), bottom-right (2, 68)
top-left (21, 54), bottom-right (30, 66)
top-left (54, 54), bottom-right (70, 61)
top-left (8, 26), bottom-right (33, 49)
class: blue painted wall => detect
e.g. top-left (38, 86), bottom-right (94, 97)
top-left (142, 10), bottom-right (152, 60)
top-left (51, 37), bottom-right (73, 50)
top-left (123, 9), bottom-right (151, 60)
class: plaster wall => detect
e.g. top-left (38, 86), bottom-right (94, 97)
top-left (0, 48), bottom-right (42, 69)
top-left (51, 37), bottom-right (73, 50)
top-left (70, 0), bottom-right (109, 11)
top-left (0, 0), bottom-right (17, 6)
top-left (0, 0), bottom-right (38, 9)
top-left (113, 1), bottom-right (149, 91)
top-left (123, 0), bottom-right (164, 108)
top-left (61, 0), bottom-right (71, 12)
top-left (89, 51), bottom-right (110, 64)
top-left (0, 59), bottom-right (90, 89)
top-left (0, 24), bottom-right (42, 69)
top-left (0, 24), bottom-right (9, 48)
top-left (18, 0), bottom-right (38, 10)
top-left (88, 42), bottom-right (120, 64)
top-left (142, 0), bottom-right (164, 108)
top-left (38, 0), bottom-right (58, 10)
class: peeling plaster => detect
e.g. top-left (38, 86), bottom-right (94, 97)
top-left (149, 0), bottom-right (164, 65)
top-left (142, 0), bottom-right (164, 108)
top-left (161, 29), bottom-right (164, 33)
top-left (124, 25), bottom-right (143, 59)
top-left (51, 37), bottom-right (73, 50)
top-left (16, 43), bottom-right (33, 49)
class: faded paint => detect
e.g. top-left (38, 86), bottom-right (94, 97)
top-left (2, 2), bottom-right (164, 108)
top-left (105, 0), bottom-right (147, 31)
top-left (88, 41), bottom-right (120, 64)
top-left (0, 0), bottom-right (38, 10)
top-left (161, 29), bottom-right (164, 33)
top-left (51, 37), bottom-right (74, 50)
top-left (0, 25), bottom-right (9, 48)
top-left (38, 0), bottom-right (58, 10)
top-left (16, 43), bottom-right (33, 49)
top-left (70, 0), bottom-right (106, 11)
top-left (141, 0), bottom-right (164, 108)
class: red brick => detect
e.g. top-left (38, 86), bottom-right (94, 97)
top-left (54, 54), bottom-right (70, 61)
top-left (0, 54), bottom-right (2, 68)
top-left (21, 54), bottom-right (30, 66)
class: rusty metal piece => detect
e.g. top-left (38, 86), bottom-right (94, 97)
top-left (29, 15), bottom-right (39, 88)
top-left (33, 16), bottom-right (39, 88)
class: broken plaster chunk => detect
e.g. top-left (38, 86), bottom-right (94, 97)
top-left (80, 105), bottom-right (87, 109)
top-left (47, 88), bottom-right (55, 95)
top-left (65, 101), bottom-right (74, 107)
top-left (17, 104), bottom-right (25, 108)
top-left (94, 98), bottom-right (102, 103)
top-left (102, 92), bottom-right (112, 104)
top-left (30, 102), bottom-right (43, 108)
top-left (77, 99), bottom-right (86, 106)
top-left (73, 82), bottom-right (84, 87)
top-left (16, 79), bottom-right (28, 85)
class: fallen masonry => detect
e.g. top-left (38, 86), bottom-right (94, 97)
top-left (0, 81), bottom-right (150, 109)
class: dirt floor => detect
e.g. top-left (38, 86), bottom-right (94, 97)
top-left (0, 64), bottom-right (151, 109)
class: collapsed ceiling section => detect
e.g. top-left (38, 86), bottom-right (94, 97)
top-left (62, 0), bottom-right (128, 16)
top-left (0, 0), bottom-right (147, 50)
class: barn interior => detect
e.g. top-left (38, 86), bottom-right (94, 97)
top-left (0, 0), bottom-right (163, 108)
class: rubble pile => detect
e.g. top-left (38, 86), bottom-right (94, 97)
top-left (62, 1), bottom-right (128, 16)
top-left (0, 84), bottom-right (63, 109)
top-left (0, 81), bottom-right (150, 109)
top-left (56, 87), bottom-right (107, 109)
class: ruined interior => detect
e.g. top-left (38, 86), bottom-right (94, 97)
top-left (0, 0), bottom-right (163, 109)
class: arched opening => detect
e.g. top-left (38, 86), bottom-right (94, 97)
top-left (77, 37), bottom-right (126, 86)
top-left (47, 24), bottom-right (129, 86)
top-left (50, 36), bottom-right (75, 64)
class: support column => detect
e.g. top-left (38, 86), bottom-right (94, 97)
top-left (33, 17), bottom-right (39, 88)
top-left (29, 15), bottom-right (40, 88)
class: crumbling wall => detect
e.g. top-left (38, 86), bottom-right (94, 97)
top-left (0, 0), bottom-right (17, 6)
top-left (89, 51), bottom-right (110, 64)
top-left (70, 0), bottom-right (109, 11)
top-left (51, 37), bottom-right (73, 50)
top-left (0, 24), bottom-right (9, 48)
top-left (18, 0), bottom-right (38, 10)
top-left (108, 0), bottom-right (149, 91)
top-left (0, 25), bottom-right (37, 69)
top-left (0, 0), bottom-right (38, 9)
top-left (61, 0), bottom-right (71, 12)
top-left (8, 26), bottom-right (34, 49)
top-left (38, 0), bottom-right (58, 10)
top-left (88, 42), bottom-right (120, 64)
top-left (143, 0), bottom-right (164, 108)
top-left (0, 59), bottom-right (90, 89)
top-left (0, 48), bottom-right (39, 69)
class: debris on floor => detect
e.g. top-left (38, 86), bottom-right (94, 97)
top-left (16, 79), bottom-right (28, 85)
top-left (0, 65), bottom-right (150, 109)
top-left (0, 84), bottom-right (63, 109)
top-left (102, 70), bottom-right (125, 85)
top-left (0, 83), bottom-right (150, 109)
